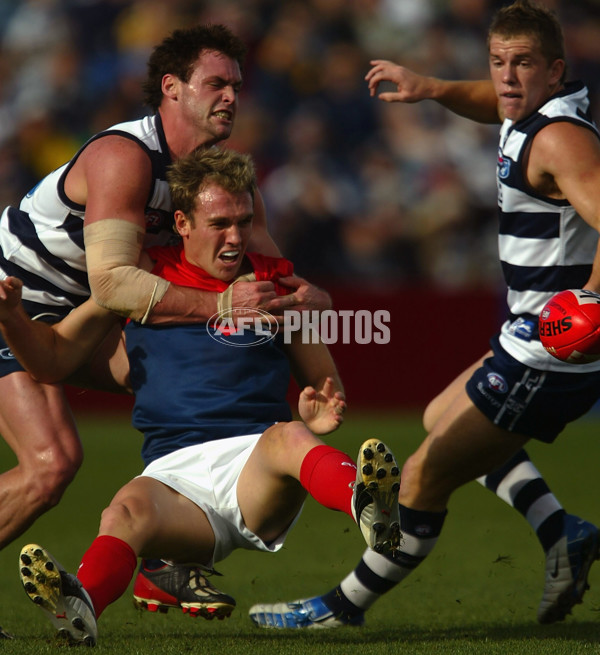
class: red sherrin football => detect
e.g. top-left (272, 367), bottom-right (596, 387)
top-left (539, 289), bottom-right (600, 363)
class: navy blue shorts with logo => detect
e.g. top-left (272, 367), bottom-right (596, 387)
top-left (466, 334), bottom-right (600, 443)
top-left (0, 299), bottom-right (70, 378)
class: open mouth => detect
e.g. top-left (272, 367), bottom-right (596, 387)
top-left (219, 249), bottom-right (240, 264)
top-left (213, 109), bottom-right (233, 122)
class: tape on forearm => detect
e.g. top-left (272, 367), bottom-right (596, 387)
top-left (217, 273), bottom-right (256, 317)
top-left (84, 219), bottom-right (170, 323)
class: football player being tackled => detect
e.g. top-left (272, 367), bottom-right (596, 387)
top-left (0, 147), bottom-right (402, 646)
top-left (248, 0), bottom-right (600, 629)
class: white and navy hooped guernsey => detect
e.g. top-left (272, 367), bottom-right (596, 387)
top-left (496, 81), bottom-right (600, 372)
top-left (0, 114), bottom-right (177, 316)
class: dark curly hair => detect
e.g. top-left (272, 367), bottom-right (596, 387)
top-left (142, 24), bottom-right (247, 111)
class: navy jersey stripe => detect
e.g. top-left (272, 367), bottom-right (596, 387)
top-left (502, 261), bottom-right (591, 292)
top-left (6, 207), bottom-right (88, 288)
top-left (0, 243), bottom-right (88, 306)
top-left (499, 211), bottom-right (560, 238)
top-left (59, 212), bottom-right (85, 250)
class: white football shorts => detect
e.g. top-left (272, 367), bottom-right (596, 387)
top-left (138, 432), bottom-right (303, 566)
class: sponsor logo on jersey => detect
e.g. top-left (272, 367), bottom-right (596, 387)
top-left (206, 308), bottom-right (278, 347)
top-left (486, 372), bottom-right (508, 394)
top-left (145, 208), bottom-right (174, 231)
top-left (507, 317), bottom-right (536, 342)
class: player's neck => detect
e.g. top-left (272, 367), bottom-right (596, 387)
top-left (159, 108), bottom-right (221, 161)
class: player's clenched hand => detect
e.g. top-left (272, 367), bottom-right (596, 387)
top-left (365, 59), bottom-right (434, 103)
top-left (299, 376), bottom-right (346, 435)
top-left (0, 277), bottom-right (23, 321)
top-left (230, 280), bottom-right (277, 310)
top-left (266, 276), bottom-right (332, 318)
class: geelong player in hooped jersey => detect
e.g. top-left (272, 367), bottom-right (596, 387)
top-left (247, 0), bottom-right (600, 631)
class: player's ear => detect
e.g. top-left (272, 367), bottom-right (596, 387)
top-left (549, 59), bottom-right (565, 86)
top-left (162, 74), bottom-right (180, 101)
top-left (174, 210), bottom-right (191, 237)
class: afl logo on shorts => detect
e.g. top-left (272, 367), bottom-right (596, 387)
top-left (486, 372), bottom-right (507, 394)
top-left (206, 308), bottom-right (279, 347)
top-left (0, 348), bottom-right (15, 360)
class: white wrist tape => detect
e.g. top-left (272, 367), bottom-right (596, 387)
top-left (84, 219), bottom-right (170, 323)
top-left (217, 272), bottom-right (257, 317)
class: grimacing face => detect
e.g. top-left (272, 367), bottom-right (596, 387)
top-left (175, 182), bottom-right (253, 281)
top-left (489, 33), bottom-right (564, 122)
top-left (175, 50), bottom-right (243, 145)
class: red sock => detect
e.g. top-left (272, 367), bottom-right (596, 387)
top-left (299, 445), bottom-right (356, 516)
top-left (77, 535), bottom-right (138, 618)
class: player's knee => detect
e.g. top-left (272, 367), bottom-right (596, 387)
top-left (100, 494), bottom-right (157, 538)
top-left (24, 450), bottom-right (81, 511)
top-left (270, 421), bottom-right (316, 453)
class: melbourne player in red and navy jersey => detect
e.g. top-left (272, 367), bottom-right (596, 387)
top-left (129, 245), bottom-right (296, 465)
top-left (0, 149), bottom-right (401, 645)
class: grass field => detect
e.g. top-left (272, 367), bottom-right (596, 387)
top-left (0, 410), bottom-right (599, 653)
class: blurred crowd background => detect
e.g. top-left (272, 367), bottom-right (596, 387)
top-left (1, 0), bottom-right (599, 291)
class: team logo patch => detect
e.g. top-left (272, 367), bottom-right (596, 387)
top-left (0, 348), bottom-right (15, 360)
top-left (206, 307), bottom-right (278, 348)
top-left (486, 372), bottom-right (508, 394)
top-left (497, 150), bottom-right (511, 179)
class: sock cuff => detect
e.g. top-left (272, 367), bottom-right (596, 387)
top-left (299, 444), bottom-right (352, 489)
top-left (91, 535), bottom-right (137, 567)
top-left (399, 504), bottom-right (447, 538)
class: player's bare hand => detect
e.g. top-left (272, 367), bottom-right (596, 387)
top-left (266, 276), bottom-right (332, 318)
top-left (230, 280), bottom-right (278, 310)
top-left (365, 59), bottom-right (434, 103)
top-left (0, 277), bottom-right (23, 321)
top-left (299, 376), bottom-right (346, 435)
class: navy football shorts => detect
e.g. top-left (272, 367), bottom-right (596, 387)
top-left (0, 300), bottom-right (70, 378)
top-left (466, 334), bottom-right (600, 443)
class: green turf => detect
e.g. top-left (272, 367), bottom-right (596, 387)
top-left (0, 410), bottom-right (599, 653)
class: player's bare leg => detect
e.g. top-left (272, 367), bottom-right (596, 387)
top-left (236, 422), bottom-right (312, 544)
top-left (0, 372), bottom-right (82, 548)
top-left (103, 477), bottom-right (235, 620)
top-left (238, 423), bottom-right (400, 554)
top-left (401, 392), bottom-right (529, 511)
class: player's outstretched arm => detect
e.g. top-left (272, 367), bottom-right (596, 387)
top-left (0, 277), bottom-right (118, 383)
top-left (365, 59), bottom-right (500, 124)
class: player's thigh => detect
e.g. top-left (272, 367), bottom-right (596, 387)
top-left (0, 371), bottom-right (81, 464)
top-left (237, 424), bottom-right (310, 539)
top-left (423, 351), bottom-right (490, 432)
